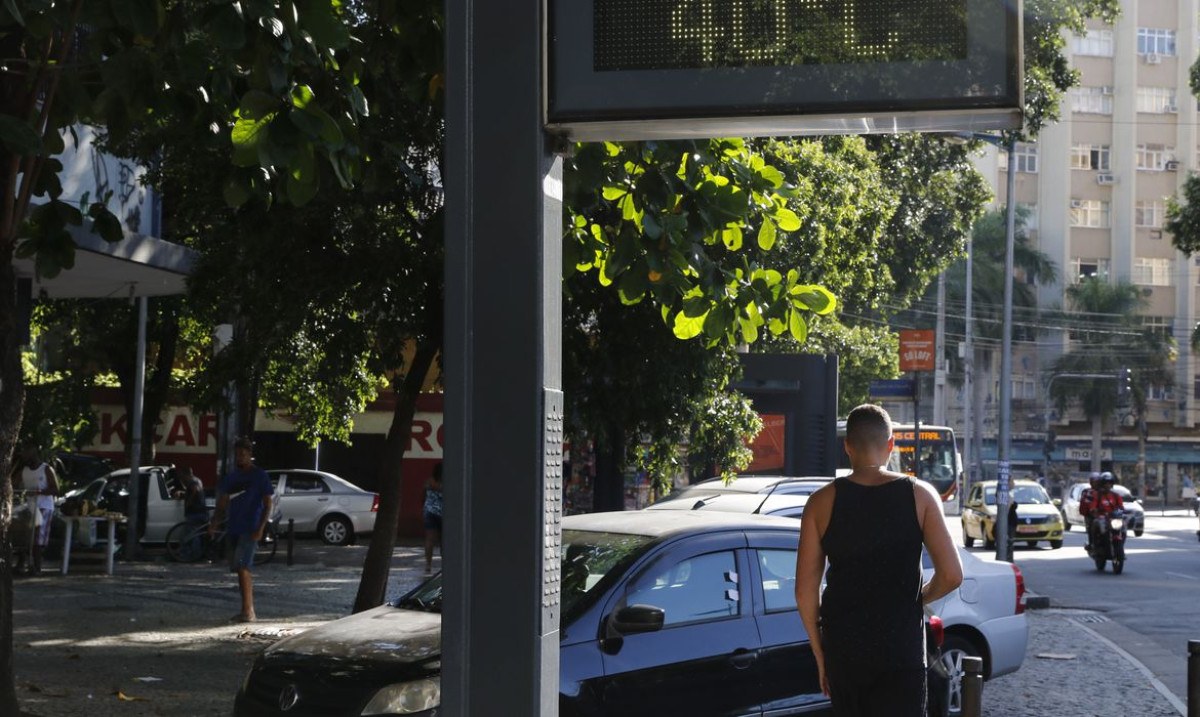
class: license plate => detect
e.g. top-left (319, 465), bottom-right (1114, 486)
top-left (1016, 525), bottom-right (1040, 534)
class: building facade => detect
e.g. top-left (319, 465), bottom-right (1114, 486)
top-left (959, 0), bottom-right (1200, 497)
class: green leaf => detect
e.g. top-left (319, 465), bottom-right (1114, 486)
top-left (0, 114), bottom-right (42, 155)
top-left (617, 264), bottom-right (649, 305)
top-left (88, 206), bottom-right (125, 243)
top-left (231, 113), bottom-right (274, 166)
top-left (757, 218), bottom-right (777, 250)
top-left (774, 207), bottom-right (801, 232)
top-left (222, 175), bottom-right (252, 208)
top-left (788, 309), bottom-right (808, 343)
top-left (789, 285), bottom-right (838, 315)
top-left (720, 225), bottom-right (742, 250)
top-left (298, 0), bottom-right (351, 49)
top-left (673, 310), bottom-right (707, 340)
top-left (604, 142), bottom-right (621, 157)
top-left (291, 85), bottom-right (315, 109)
top-left (240, 90), bottom-right (280, 119)
top-left (757, 164), bottom-right (784, 188)
top-left (601, 186), bottom-right (626, 201)
top-left (207, 3), bottom-right (247, 49)
top-left (299, 104), bottom-right (344, 145)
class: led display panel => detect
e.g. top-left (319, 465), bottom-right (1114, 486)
top-left (547, 0), bottom-right (1022, 141)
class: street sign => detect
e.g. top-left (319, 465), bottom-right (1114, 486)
top-left (547, 0), bottom-right (1023, 140)
top-left (869, 378), bottom-right (915, 401)
top-left (899, 329), bottom-right (936, 372)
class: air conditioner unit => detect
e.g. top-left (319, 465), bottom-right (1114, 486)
top-left (1166, 160), bottom-right (1180, 171)
top-left (1150, 230), bottom-right (1163, 240)
top-left (1070, 199), bottom-right (1085, 208)
top-left (1165, 103), bottom-right (1179, 113)
top-left (1096, 173), bottom-right (1115, 185)
top-left (1145, 53), bottom-right (1162, 64)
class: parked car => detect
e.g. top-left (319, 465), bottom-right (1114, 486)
top-left (645, 491), bottom-right (810, 519)
top-left (238, 511), bottom-right (835, 716)
top-left (659, 475), bottom-right (834, 505)
top-left (962, 480), bottom-right (1064, 550)
top-left (1061, 481), bottom-right (1144, 537)
top-left (55, 466), bottom-right (187, 544)
top-left (51, 451), bottom-right (114, 493)
top-left (646, 486), bottom-right (1028, 716)
top-left (265, 470), bottom-right (378, 546)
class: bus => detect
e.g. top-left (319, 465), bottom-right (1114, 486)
top-left (836, 421), bottom-right (962, 501)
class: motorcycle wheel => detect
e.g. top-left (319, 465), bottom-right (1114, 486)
top-left (1094, 556), bottom-right (1107, 571)
top-left (1112, 560), bottom-right (1124, 575)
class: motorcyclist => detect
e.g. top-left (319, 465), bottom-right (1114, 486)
top-left (1082, 472), bottom-right (1124, 551)
top-left (1080, 472), bottom-right (1099, 550)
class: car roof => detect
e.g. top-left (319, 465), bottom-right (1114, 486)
top-left (977, 479), bottom-right (1043, 488)
top-left (265, 469), bottom-right (369, 492)
top-left (666, 475), bottom-right (834, 496)
top-left (563, 509), bottom-right (799, 538)
top-left (645, 493), bottom-right (809, 515)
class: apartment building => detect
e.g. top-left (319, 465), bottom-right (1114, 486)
top-left (958, 0), bottom-right (1200, 494)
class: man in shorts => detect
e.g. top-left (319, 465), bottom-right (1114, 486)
top-left (210, 437), bottom-right (274, 623)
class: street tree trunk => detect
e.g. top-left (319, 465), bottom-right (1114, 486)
top-left (0, 259), bottom-right (25, 715)
top-left (352, 336), bottom-right (441, 613)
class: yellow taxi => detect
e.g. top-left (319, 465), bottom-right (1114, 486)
top-left (961, 480), bottom-right (1064, 550)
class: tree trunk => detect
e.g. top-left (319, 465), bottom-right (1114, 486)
top-left (0, 258), bottom-right (26, 715)
top-left (352, 336), bottom-right (440, 613)
top-left (592, 424), bottom-right (626, 512)
top-left (1091, 416), bottom-right (1102, 474)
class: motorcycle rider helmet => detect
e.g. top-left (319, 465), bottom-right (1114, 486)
top-left (1089, 471), bottom-right (1101, 488)
top-left (1098, 471), bottom-right (1116, 488)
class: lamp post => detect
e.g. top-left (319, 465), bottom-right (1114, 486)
top-left (957, 131), bottom-right (1018, 562)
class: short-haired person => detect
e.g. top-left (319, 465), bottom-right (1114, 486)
top-left (797, 404), bottom-right (963, 716)
top-left (12, 443), bottom-right (60, 575)
top-left (210, 438), bottom-right (273, 623)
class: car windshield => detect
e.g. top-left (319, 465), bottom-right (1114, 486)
top-left (983, 484), bottom-right (1051, 505)
top-left (391, 529), bottom-right (654, 623)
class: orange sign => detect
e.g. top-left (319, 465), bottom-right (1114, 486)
top-left (899, 329), bottom-right (936, 372)
top-left (746, 414), bottom-right (786, 472)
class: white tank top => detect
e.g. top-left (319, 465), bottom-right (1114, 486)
top-left (21, 464), bottom-right (55, 510)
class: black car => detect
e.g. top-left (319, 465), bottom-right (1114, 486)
top-left (234, 511), bottom-right (944, 716)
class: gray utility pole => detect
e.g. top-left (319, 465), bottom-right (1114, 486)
top-left (125, 295), bottom-right (148, 561)
top-left (934, 273), bottom-right (947, 426)
top-left (444, 0), bottom-right (564, 710)
top-left (994, 134), bottom-right (1017, 563)
top-left (962, 230), bottom-right (975, 505)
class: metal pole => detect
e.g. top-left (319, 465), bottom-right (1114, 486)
top-left (961, 655), bottom-right (985, 717)
top-left (963, 225), bottom-right (974, 505)
top-left (935, 273), bottom-right (946, 425)
top-left (126, 294), bottom-right (147, 561)
top-left (995, 136), bottom-right (1017, 563)
top-left (914, 378), bottom-right (922, 482)
top-left (1188, 640), bottom-right (1200, 717)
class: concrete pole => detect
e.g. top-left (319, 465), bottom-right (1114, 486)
top-left (995, 135), bottom-right (1017, 563)
top-left (962, 234), bottom-right (974, 503)
top-left (934, 273), bottom-right (947, 426)
top-left (125, 295), bottom-right (147, 561)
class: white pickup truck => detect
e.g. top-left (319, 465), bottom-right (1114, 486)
top-left (57, 465), bottom-right (197, 544)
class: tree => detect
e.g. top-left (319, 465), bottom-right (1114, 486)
top-left (0, 2), bottom-right (367, 711)
top-left (1049, 279), bottom-right (1174, 494)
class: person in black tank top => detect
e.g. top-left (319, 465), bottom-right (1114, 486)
top-left (795, 405), bottom-right (963, 717)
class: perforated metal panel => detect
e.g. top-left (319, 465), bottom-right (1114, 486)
top-left (542, 389), bottom-right (565, 632)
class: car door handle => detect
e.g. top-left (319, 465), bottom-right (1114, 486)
top-left (729, 648), bottom-right (757, 670)
top-left (317, 498), bottom-right (329, 502)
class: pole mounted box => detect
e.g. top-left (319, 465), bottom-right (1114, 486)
top-left (547, 0), bottom-right (1024, 141)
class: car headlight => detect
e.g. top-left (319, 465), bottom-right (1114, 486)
top-left (361, 677), bottom-right (441, 715)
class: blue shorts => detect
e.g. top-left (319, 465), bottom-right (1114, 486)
top-left (227, 533), bottom-right (257, 571)
top-left (424, 512), bottom-right (442, 531)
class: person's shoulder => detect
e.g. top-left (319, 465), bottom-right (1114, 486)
top-left (911, 478), bottom-right (941, 507)
top-left (806, 481), bottom-right (837, 512)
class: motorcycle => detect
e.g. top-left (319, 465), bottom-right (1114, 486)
top-left (1087, 508), bottom-right (1127, 574)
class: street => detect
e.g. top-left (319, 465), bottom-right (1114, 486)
top-left (957, 508), bottom-right (1199, 709)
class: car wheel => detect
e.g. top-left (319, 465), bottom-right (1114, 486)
top-left (1063, 519), bottom-right (1071, 532)
top-left (1049, 540), bottom-right (1063, 549)
top-left (962, 523), bottom-right (975, 548)
top-left (939, 634), bottom-right (982, 717)
top-left (318, 515), bottom-right (353, 546)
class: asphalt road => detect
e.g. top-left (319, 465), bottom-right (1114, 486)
top-left (954, 509), bottom-right (1200, 705)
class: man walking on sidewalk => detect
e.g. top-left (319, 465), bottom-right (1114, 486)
top-left (211, 437), bottom-right (274, 623)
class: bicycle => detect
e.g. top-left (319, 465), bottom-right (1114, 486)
top-left (165, 517), bottom-right (278, 565)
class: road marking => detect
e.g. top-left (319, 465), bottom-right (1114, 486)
top-left (1164, 571), bottom-right (1197, 580)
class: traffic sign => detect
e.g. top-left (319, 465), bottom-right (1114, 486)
top-left (869, 378), bottom-right (915, 401)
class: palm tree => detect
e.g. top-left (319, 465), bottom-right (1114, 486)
top-left (1049, 279), bottom-right (1175, 496)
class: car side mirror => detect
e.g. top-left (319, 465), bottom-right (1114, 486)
top-left (1052, 498), bottom-right (1062, 508)
top-left (609, 604), bottom-right (665, 636)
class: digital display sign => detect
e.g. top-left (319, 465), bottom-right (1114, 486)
top-left (547, 0), bottom-right (1021, 141)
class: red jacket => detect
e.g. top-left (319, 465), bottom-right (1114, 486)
top-left (1082, 489), bottom-right (1123, 518)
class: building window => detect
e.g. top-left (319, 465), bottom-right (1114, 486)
top-left (1070, 87), bottom-right (1113, 115)
top-left (997, 142), bottom-right (1038, 174)
top-left (1135, 200), bottom-right (1167, 228)
top-left (1071, 144), bottom-right (1111, 171)
top-left (1148, 384), bottom-right (1174, 401)
top-left (1070, 257), bottom-right (1111, 282)
top-left (1132, 257), bottom-right (1172, 286)
top-left (1136, 87), bottom-right (1177, 113)
top-left (1073, 29), bottom-right (1114, 56)
top-left (1069, 200), bottom-right (1110, 228)
top-left (1137, 144), bottom-right (1174, 170)
top-left (1144, 316), bottom-right (1174, 340)
top-left (1012, 379), bottom-right (1037, 400)
top-left (1137, 28), bottom-right (1176, 56)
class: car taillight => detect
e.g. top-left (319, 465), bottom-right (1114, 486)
top-left (371, 495), bottom-right (379, 512)
top-left (928, 615), bottom-right (944, 648)
top-left (1011, 563), bottom-right (1025, 615)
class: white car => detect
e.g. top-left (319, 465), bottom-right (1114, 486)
top-left (1062, 482), bottom-right (1145, 537)
top-left (659, 475), bottom-right (833, 504)
top-left (646, 492), bottom-right (809, 519)
top-left (266, 470), bottom-right (378, 545)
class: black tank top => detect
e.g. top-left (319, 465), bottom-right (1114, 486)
top-left (819, 477), bottom-right (925, 671)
